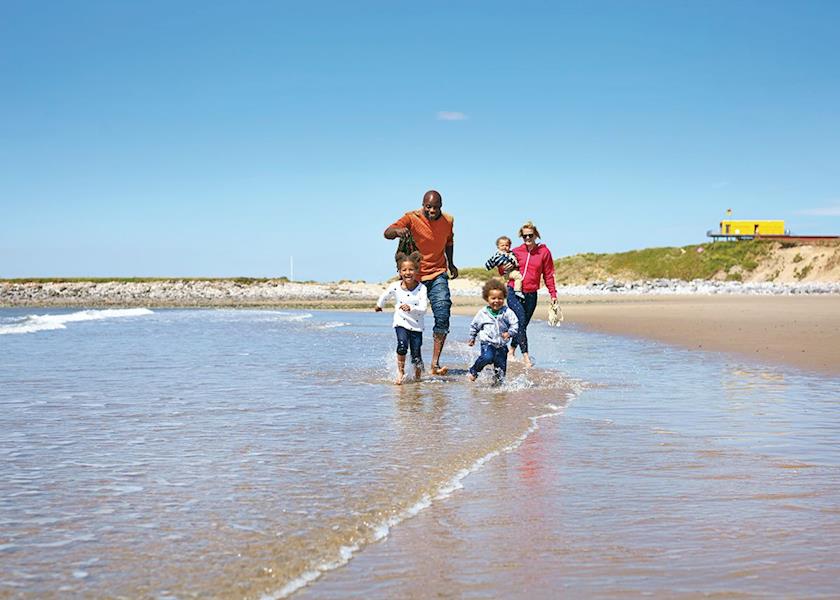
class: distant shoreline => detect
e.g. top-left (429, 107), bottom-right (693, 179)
top-left (3, 280), bottom-right (838, 377)
top-left (2, 276), bottom-right (839, 310)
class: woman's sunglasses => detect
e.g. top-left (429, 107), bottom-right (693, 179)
top-left (522, 233), bottom-right (535, 239)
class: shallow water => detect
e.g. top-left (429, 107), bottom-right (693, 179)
top-left (0, 308), bottom-right (578, 598)
top-left (301, 321), bottom-right (840, 599)
top-left (1, 308), bottom-right (838, 598)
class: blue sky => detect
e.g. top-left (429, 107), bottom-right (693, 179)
top-left (2, 0), bottom-right (838, 282)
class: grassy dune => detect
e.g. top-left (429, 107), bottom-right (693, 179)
top-left (553, 240), bottom-right (772, 283)
top-left (461, 240), bottom-right (774, 283)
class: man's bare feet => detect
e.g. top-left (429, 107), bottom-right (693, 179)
top-left (394, 374), bottom-right (405, 385)
top-left (468, 373), bottom-right (477, 382)
top-left (430, 365), bottom-right (449, 376)
top-left (414, 366), bottom-right (422, 380)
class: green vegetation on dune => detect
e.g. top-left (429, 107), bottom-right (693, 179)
top-left (11, 240), bottom-right (823, 286)
top-left (457, 267), bottom-right (498, 282)
top-left (461, 240), bottom-right (774, 283)
top-left (555, 240), bottom-right (772, 283)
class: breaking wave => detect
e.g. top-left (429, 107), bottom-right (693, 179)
top-left (0, 308), bottom-right (154, 335)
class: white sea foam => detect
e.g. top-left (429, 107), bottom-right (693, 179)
top-left (264, 386), bottom-right (579, 599)
top-left (0, 308), bottom-right (154, 335)
top-left (273, 313), bottom-right (312, 322)
top-left (313, 321), bottom-right (350, 330)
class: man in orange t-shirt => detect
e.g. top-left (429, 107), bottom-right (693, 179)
top-left (384, 190), bottom-right (459, 375)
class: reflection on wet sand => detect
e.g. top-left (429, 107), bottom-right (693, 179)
top-left (299, 329), bottom-right (840, 599)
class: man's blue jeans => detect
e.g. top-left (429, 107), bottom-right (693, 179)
top-left (423, 273), bottom-right (451, 336)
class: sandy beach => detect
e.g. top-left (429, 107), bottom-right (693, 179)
top-left (452, 294), bottom-right (840, 377)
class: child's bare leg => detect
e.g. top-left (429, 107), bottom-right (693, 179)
top-left (411, 351), bottom-right (424, 380)
top-left (395, 354), bottom-right (406, 385)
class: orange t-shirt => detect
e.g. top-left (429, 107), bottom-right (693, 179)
top-left (388, 210), bottom-right (454, 281)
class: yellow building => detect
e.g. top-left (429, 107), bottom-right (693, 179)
top-left (719, 220), bottom-right (785, 237)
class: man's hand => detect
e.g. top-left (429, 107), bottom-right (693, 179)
top-left (467, 338), bottom-right (475, 347)
top-left (384, 226), bottom-right (411, 240)
top-left (374, 306), bottom-right (382, 312)
top-left (501, 332), bottom-right (511, 340)
top-left (449, 265), bottom-right (459, 279)
top-left (399, 304), bottom-right (411, 312)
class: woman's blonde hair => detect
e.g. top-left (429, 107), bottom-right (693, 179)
top-left (518, 221), bottom-right (541, 240)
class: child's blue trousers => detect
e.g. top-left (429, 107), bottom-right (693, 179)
top-left (395, 326), bottom-right (423, 366)
top-left (469, 342), bottom-right (508, 379)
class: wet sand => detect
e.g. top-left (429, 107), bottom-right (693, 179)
top-left (452, 295), bottom-right (840, 377)
top-left (301, 309), bottom-right (840, 599)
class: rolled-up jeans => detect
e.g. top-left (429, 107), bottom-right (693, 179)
top-left (395, 326), bottom-right (423, 367)
top-left (423, 273), bottom-right (451, 336)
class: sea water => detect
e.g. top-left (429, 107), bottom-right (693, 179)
top-left (1, 308), bottom-right (838, 598)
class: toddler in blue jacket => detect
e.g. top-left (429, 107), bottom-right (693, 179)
top-left (468, 279), bottom-right (519, 383)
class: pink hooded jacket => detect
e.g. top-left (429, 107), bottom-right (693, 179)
top-left (508, 243), bottom-right (557, 299)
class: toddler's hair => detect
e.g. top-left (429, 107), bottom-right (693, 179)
top-left (482, 278), bottom-right (508, 301)
top-left (395, 251), bottom-right (422, 270)
top-left (495, 235), bottom-right (512, 247)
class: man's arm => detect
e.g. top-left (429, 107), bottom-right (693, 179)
top-left (384, 214), bottom-right (412, 240)
top-left (445, 245), bottom-right (458, 279)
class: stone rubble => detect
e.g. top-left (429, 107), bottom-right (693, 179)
top-left (0, 280), bottom-right (388, 307)
top-left (2, 277), bottom-right (839, 307)
top-left (558, 278), bottom-right (840, 296)
top-left (0, 279), bottom-right (840, 306)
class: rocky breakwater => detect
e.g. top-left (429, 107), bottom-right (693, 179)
top-left (558, 278), bottom-right (840, 296)
top-left (0, 280), bottom-right (388, 308)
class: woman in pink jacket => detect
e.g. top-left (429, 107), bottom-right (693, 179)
top-left (505, 221), bottom-right (558, 368)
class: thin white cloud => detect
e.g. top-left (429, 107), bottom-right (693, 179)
top-left (795, 204), bottom-right (840, 217)
top-left (436, 111), bottom-right (468, 121)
